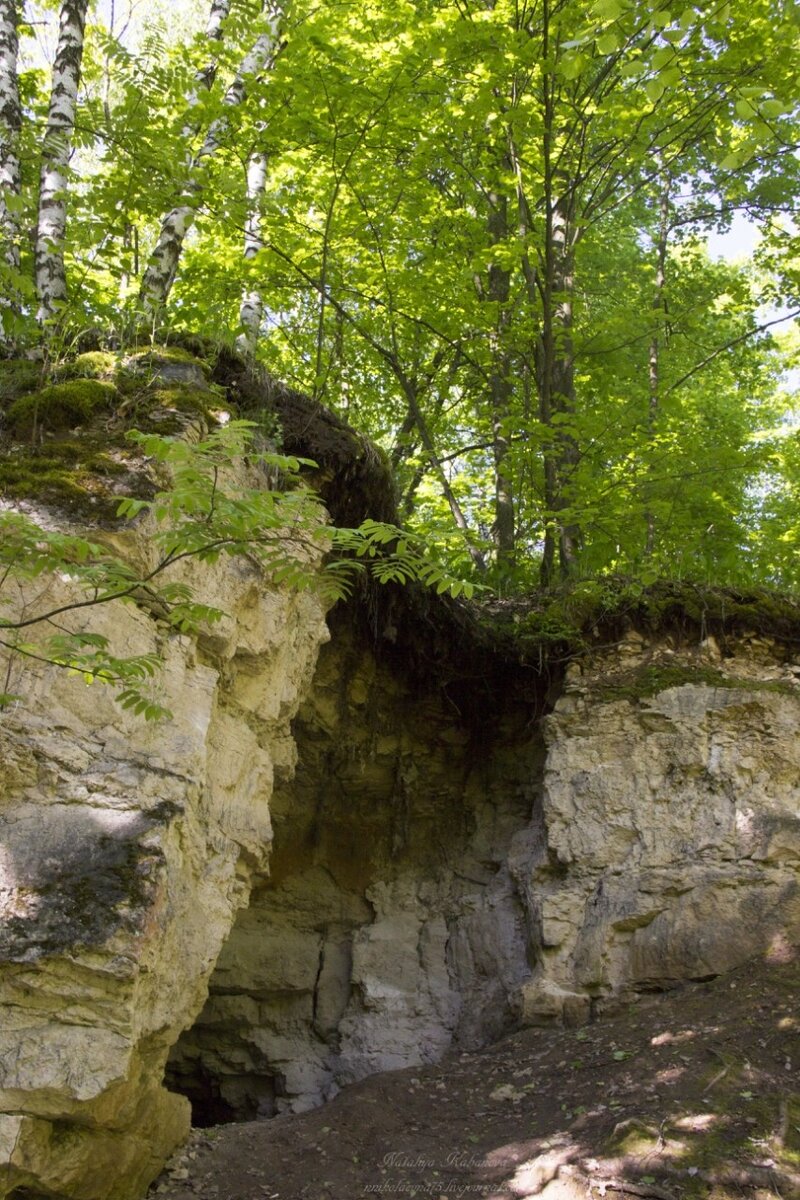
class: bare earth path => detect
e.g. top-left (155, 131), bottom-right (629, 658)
top-left (152, 958), bottom-right (800, 1200)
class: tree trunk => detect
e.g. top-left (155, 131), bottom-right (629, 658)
top-left (196, 0), bottom-right (232, 90)
top-left (237, 150), bottom-right (268, 354)
top-left (0, 0), bottom-right (21, 342)
top-left (35, 0), bottom-right (89, 327)
top-left (537, 1), bottom-right (581, 587)
top-left (487, 188), bottom-right (516, 578)
top-left (645, 174), bottom-right (670, 557)
top-left (140, 3), bottom-right (284, 316)
top-left (539, 176), bottom-right (581, 585)
top-left (181, 0), bottom-right (232, 135)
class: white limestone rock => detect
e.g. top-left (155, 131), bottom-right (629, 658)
top-left (527, 650), bottom-right (800, 1014)
top-left (0, 542), bottom-right (329, 1199)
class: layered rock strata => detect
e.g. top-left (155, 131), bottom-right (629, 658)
top-left (169, 628), bottom-right (800, 1119)
top-left (521, 633), bottom-right (800, 1024)
top-left (0, 545), bottom-right (329, 1199)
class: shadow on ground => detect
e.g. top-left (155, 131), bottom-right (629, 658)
top-left (152, 952), bottom-right (800, 1200)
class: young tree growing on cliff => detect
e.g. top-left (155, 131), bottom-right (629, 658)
top-left (139, 0), bottom-right (286, 320)
top-left (0, 412), bottom-right (475, 718)
top-left (35, 0), bottom-right (90, 325)
top-left (0, 0), bottom-right (22, 340)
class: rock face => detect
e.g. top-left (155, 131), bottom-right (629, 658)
top-left (168, 628), bottom-right (800, 1122)
top-left (3, 533), bottom-right (800, 1200)
top-left (0, 543), bottom-right (329, 1199)
top-left (521, 635), bottom-right (800, 1024)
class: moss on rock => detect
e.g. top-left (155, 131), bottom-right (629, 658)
top-left (126, 345), bottom-right (212, 379)
top-left (150, 384), bottom-right (217, 418)
top-left (0, 439), bottom-right (136, 518)
top-left (6, 380), bottom-right (118, 436)
top-left (592, 662), bottom-right (798, 703)
top-left (490, 577), bottom-right (800, 669)
top-left (54, 351), bottom-right (118, 381)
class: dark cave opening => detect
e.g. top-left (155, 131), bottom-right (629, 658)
top-left (161, 624), bottom-right (546, 1130)
top-left (165, 1057), bottom-right (282, 1127)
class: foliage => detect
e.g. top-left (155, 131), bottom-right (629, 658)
top-left (0, 0), bottom-right (799, 644)
top-left (0, 417), bottom-right (474, 717)
top-left (496, 575), bottom-right (800, 666)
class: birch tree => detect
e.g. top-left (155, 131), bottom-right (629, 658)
top-left (139, 0), bottom-right (285, 317)
top-left (237, 149), bottom-right (268, 353)
top-left (0, 0), bottom-right (21, 340)
top-left (194, 0), bottom-right (233, 94)
top-left (35, 0), bottom-right (89, 326)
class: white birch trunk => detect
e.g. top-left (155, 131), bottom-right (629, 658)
top-left (194, 0), bottom-right (232, 92)
top-left (35, 0), bottom-right (89, 326)
top-left (183, 0), bottom-right (233, 134)
top-left (237, 150), bottom-right (267, 354)
top-left (0, 0), bottom-right (21, 339)
top-left (140, 2), bottom-right (285, 316)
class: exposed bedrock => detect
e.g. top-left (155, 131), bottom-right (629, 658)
top-left (522, 633), bottom-right (800, 1025)
top-left (0, 545), bottom-right (330, 1200)
top-left (166, 624), bottom-right (800, 1124)
top-left (2, 541), bottom-right (800, 1200)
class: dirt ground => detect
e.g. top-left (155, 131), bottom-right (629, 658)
top-left (151, 956), bottom-right (800, 1200)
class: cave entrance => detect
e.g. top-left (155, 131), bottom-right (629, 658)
top-left (163, 631), bottom-right (545, 1127)
top-left (165, 1055), bottom-right (281, 1127)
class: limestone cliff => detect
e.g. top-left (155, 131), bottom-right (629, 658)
top-left (2, 556), bottom-right (800, 1199)
top-left (165, 620), bottom-right (800, 1128)
top-left (0, 545), bottom-right (329, 1199)
top-left (2, 347), bottom-right (800, 1200)
top-left (523, 632), bottom-right (800, 1023)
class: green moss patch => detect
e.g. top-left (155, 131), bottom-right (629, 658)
top-left (6, 379), bottom-right (118, 436)
top-left (0, 342), bottom-right (226, 522)
top-left (54, 350), bottom-right (118, 381)
top-left (150, 384), bottom-right (217, 418)
top-left (592, 662), bottom-right (798, 704)
top-left (106, 382), bottom-right (224, 434)
top-left (126, 344), bottom-right (212, 378)
top-left (0, 440), bottom-right (138, 519)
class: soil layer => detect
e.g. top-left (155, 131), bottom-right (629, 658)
top-left (151, 955), bottom-right (800, 1200)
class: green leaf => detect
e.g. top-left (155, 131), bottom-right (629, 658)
top-left (596, 33), bottom-right (619, 54)
top-left (645, 76), bottom-right (666, 102)
top-left (594, 0), bottom-right (624, 17)
top-left (560, 53), bottom-right (587, 80)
